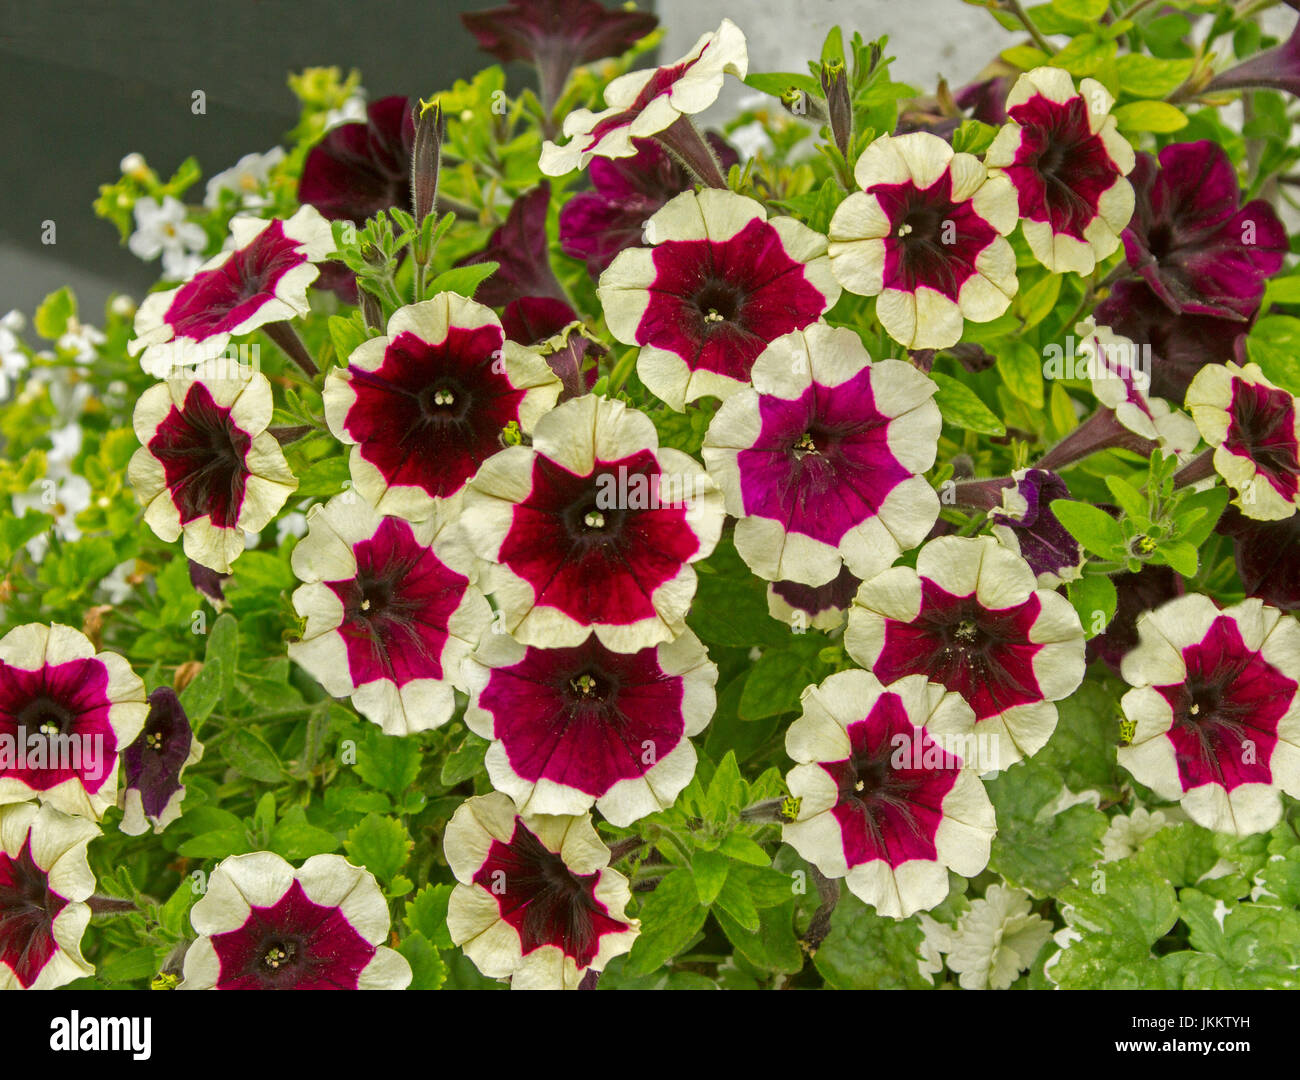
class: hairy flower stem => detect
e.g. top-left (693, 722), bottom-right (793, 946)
top-left (86, 895), bottom-right (138, 915)
top-left (1173, 447), bottom-right (1216, 489)
top-left (801, 867), bottom-right (841, 953)
top-left (951, 477), bottom-right (1014, 511)
top-left (1036, 408), bottom-right (1156, 472)
top-left (655, 116), bottom-right (729, 189)
top-left (263, 321), bottom-right (319, 379)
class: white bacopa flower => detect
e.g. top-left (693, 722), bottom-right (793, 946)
top-left (0, 312), bottom-right (28, 401)
top-left (943, 884), bottom-right (1052, 990)
top-left (55, 318), bottom-right (106, 365)
top-left (203, 147), bottom-right (286, 208)
top-left (127, 196), bottom-right (207, 280)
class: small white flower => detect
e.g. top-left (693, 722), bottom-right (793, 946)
top-left (56, 318), bottom-right (105, 365)
top-left (944, 884), bottom-right (1052, 990)
top-left (324, 93), bottom-right (368, 131)
top-left (203, 147), bottom-right (286, 208)
top-left (127, 196), bottom-right (207, 279)
top-left (0, 312), bottom-right (29, 400)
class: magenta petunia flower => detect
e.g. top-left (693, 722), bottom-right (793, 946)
top-left (502, 296), bottom-right (602, 400)
top-left (702, 323), bottom-right (941, 586)
top-left (129, 362), bottom-right (298, 574)
top-left (0, 624), bottom-right (147, 821)
top-left (444, 792), bottom-right (639, 989)
top-left (462, 0), bottom-right (658, 114)
top-left (455, 182), bottom-right (568, 309)
top-left (118, 687), bottom-right (203, 836)
top-left (598, 189), bottom-right (839, 410)
top-left (767, 565), bottom-right (862, 632)
top-left (128, 206), bottom-right (334, 377)
top-left (846, 536), bottom-right (1086, 771)
top-left (1217, 506), bottom-right (1300, 613)
top-left (323, 294), bottom-right (562, 521)
top-left (988, 468), bottom-right (1086, 588)
top-left (0, 803), bottom-right (98, 990)
top-left (460, 394), bottom-right (725, 651)
top-left (828, 131), bottom-right (1019, 349)
top-left (298, 96), bottom-right (414, 226)
top-left (559, 134), bottom-right (739, 278)
top-left (782, 670), bottom-right (995, 918)
top-left (180, 852), bottom-right (411, 990)
top-left (1114, 141), bottom-right (1286, 323)
top-left (984, 67), bottom-right (1135, 274)
top-left (539, 18), bottom-right (747, 177)
top-left (464, 629), bottom-right (716, 824)
top-left (1118, 594), bottom-right (1300, 835)
top-left (289, 494), bottom-right (492, 735)
top-left (1186, 361), bottom-right (1300, 521)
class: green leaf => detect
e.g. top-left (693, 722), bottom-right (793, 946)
top-left (34, 287), bottom-right (76, 340)
top-left (1113, 100), bottom-right (1188, 134)
top-left (344, 813), bottom-right (413, 883)
top-left (1050, 33), bottom-right (1117, 77)
top-left (714, 871), bottom-right (760, 932)
top-left (221, 728), bottom-right (283, 783)
top-left (1067, 575), bottom-right (1118, 640)
top-left (294, 456), bottom-right (352, 498)
top-left (177, 828), bottom-right (252, 858)
top-left (426, 262), bottom-right (499, 299)
top-left (930, 371), bottom-right (1006, 436)
top-left (814, 892), bottom-right (932, 988)
top-left (205, 612), bottom-right (239, 704)
top-left (715, 899), bottom-right (804, 974)
top-left (99, 946), bottom-right (163, 985)
top-left (1052, 0), bottom-right (1107, 20)
top-left (1051, 499), bottom-right (1127, 559)
top-left (1172, 485), bottom-right (1229, 548)
top-left (405, 884), bottom-right (455, 949)
top-left (1104, 475), bottom-right (1148, 525)
top-left (624, 869), bottom-right (707, 976)
top-left (1155, 539), bottom-right (1198, 577)
top-left (178, 657), bottom-right (222, 726)
top-left (397, 931), bottom-right (448, 990)
top-left (1017, 272), bottom-right (1062, 331)
top-left (718, 832), bottom-right (771, 867)
top-left (327, 313), bottom-right (369, 365)
top-left (999, 340), bottom-right (1045, 408)
top-left (692, 850), bottom-right (730, 906)
top-left (354, 727), bottom-right (422, 795)
top-left (269, 806), bottom-right (340, 860)
top-left (705, 751), bottom-right (746, 823)
top-left (742, 71), bottom-right (823, 99)
top-left (739, 647), bottom-right (811, 720)
top-left (440, 731), bottom-right (488, 786)
top-left (1038, 678), bottom-right (1120, 792)
top-left (1115, 54), bottom-right (1194, 98)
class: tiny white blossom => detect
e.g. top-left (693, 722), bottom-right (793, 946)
top-left (203, 147), bottom-right (286, 209)
top-left (56, 317), bottom-right (106, 364)
top-left (128, 196), bottom-right (207, 279)
top-left (323, 93), bottom-right (368, 131)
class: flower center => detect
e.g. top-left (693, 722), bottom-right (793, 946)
top-left (955, 618), bottom-right (979, 643)
top-left (261, 939), bottom-right (298, 972)
top-left (793, 431), bottom-right (821, 457)
top-left (418, 379), bottom-right (470, 422)
top-left (14, 695), bottom-right (75, 738)
top-left (692, 279), bottom-right (743, 329)
top-left (584, 510), bottom-right (605, 529)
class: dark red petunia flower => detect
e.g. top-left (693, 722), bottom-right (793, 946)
top-left (298, 96), bottom-right (415, 225)
top-left (455, 182), bottom-right (567, 309)
top-left (1217, 505), bottom-right (1300, 612)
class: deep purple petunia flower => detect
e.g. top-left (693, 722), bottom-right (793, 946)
top-left (1114, 142), bottom-right (1286, 322)
top-left (298, 96), bottom-right (415, 226)
top-left (988, 468), bottom-right (1086, 588)
top-left (559, 134), bottom-right (739, 278)
top-left (1217, 505), bottom-right (1300, 612)
top-left (1086, 564), bottom-right (1184, 670)
top-left (119, 687), bottom-right (202, 836)
top-left (768, 564), bottom-right (862, 632)
top-left (456, 183), bottom-right (567, 309)
top-left (462, 0), bottom-right (658, 114)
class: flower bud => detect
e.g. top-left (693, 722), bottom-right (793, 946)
top-left (411, 97), bottom-right (444, 230)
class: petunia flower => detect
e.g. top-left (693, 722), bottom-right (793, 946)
top-left (598, 189), bottom-right (840, 410)
top-left (782, 669), bottom-right (996, 918)
top-left (701, 323), bottom-right (941, 586)
top-left (984, 67), bottom-right (1135, 274)
top-left (129, 361), bottom-right (298, 574)
top-left (118, 687), bottom-right (203, 836)
top-left (128, 195), bottom-right (208, 282)
top-left (297, 96), bottom-right (414, 225)
top-left (444, 792), bottom-right (639, 989)
top-left (767, 565), bottom-right (861, 632)
top-left (456, 183), bottom-right (568, 310)
top-left (828, 131), bottom-right (1019, 350)
top-left (1087, 564), bottom-right (1184, 671)
top-left (1111, 141), bottom-right (1286, 323)
top-left (1205, 19), bottom-right (1300, 97)
top-left (1217, 505), bottom-right (1300, 612)
top-left (1117, 594), bottom-right (1300, 835)
top-left (1186, 361), bottom-right (1300, 521)
top-left (128, 206), bottom-right (335, 377)
top-left (463, 0), bottom-right (658, 115)
top-left (559, 134), bottom-right (739, 278)
top-left (0, 623), bottom-right (148, 820)
top-left (942, 883), bottom-right (1052, 990)
top-left (501, 296), bottom-right (602, 400)
top-left (987, 468), bottom-right (1086, 588)
top-left (539, 18), bottom-right (747, 180)
top-left (179, 852), bottom-right (412, 990)
top-left (0, 802), bottom-right (98, 989)
top-left (463, 629), bottom-right (716, 824)
top-left (322, 294), bottom-right (562, 521)
top-left (460, 394), bottom-right (725, 651)
top-left (288, 493), bottom-right (492, 735)
top-left (845, 535), bottom-right (1086, 771)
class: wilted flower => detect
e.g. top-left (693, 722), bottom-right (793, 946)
top-left (129, 362), bottom-right (298, 574)
top-left (988, 468), bottom-right (1086, 588)
top-left (128, 206), bottom-right (334, 377)
top-left (288, 494), bottom-right (492, 735)
top-left (846, 536), bottom-right (1086, 771)
top-left (118, 687), bottom-right (203, 836)
top-left (0, 623), bottom-right (148, 820)
top-left (444, 792), bottom-right (639, 988)
top-left (1186, 361), bottom-right (1299, 520)
top-left (0, 802), bottom-right (98, 989)
top-left (460, 394), bottom-right (725, 651)
top-left (323, 294), bottom-right (561, 521)
top-left (702, 323), bottom-right (941, 585)
top-left (464, 629), bottom-right (716, 824)
top-left (599, 189), bottom-right (839, 410)
top-left (767, 565), bottom-right (862, 632)
top-left (984, 67), bottom-right (1135, 274)
top-left (828, 131), bottom-right (1018, 349)
top-left (539, 18), bottom-right (747, 177)
top-left (501, 297), bottom-right (602, 400)
top-left (782, 670), bottom-right (995, 918)
top-left (180, 852), bottom-right (412, 989)
top-left (1118, 594), bottom-right (1300, 835)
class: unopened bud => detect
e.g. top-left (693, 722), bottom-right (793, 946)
top-left (360, 289), bottom-right (383, 332)
top-left (411, 97), bottom-right (444, 231)
top-left (820, 59), bottom-right (851, 157)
